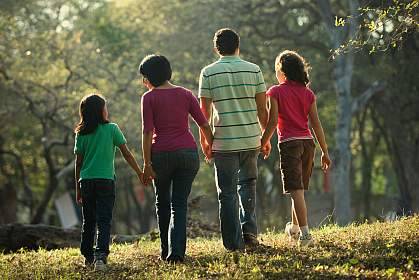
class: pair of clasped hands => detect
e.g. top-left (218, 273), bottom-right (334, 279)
top-left (140, 142), bottom-right (273, 186)
top-left (201, 140), bottom-right (272, 164)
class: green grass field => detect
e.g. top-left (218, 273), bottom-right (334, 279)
top-left (0, 217), bottom-right (418, 279)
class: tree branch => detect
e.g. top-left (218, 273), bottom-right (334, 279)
top-left (351, 81), bottom-right (385, 115)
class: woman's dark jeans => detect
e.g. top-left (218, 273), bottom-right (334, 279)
top-left (152, 148), bottom-right (199, 261)
top-left (80, 179), bottom-right (115, 263)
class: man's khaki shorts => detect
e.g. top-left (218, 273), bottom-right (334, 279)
top-left (278, 139), bottom-right (315, 194)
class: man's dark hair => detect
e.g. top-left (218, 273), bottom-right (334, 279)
top-left (213, 28), bottom-right (240, 55)
top-left (138, 54), bottom-right (172, 87)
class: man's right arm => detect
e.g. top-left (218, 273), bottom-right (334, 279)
top-left (255, 92), bottom-right (268, 131)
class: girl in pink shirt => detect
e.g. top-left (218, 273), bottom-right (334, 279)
top-left (261, 50), bottom-right (331, 247)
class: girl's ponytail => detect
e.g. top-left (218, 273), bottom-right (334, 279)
top-left (276, 50), bottom-right (310, 86)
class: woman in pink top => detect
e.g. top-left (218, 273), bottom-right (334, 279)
top-left (139, 54), bottom-right (213, 263)
top-left (261, 50), bottom-right (331, 247)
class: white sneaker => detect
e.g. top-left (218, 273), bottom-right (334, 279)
top-left (284, 222), bottom-right (300, 241)
top-left (298, 233), bottom-right (314, 247)
top-left (94, 260), bottom-right (107, 271)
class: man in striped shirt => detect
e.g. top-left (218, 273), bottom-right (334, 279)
top-left (198, 28), bottom-right (269, 251)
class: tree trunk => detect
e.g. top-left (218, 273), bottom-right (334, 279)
top-left (31, 142), bottom-right (58, 224)
top-left (0, 223), bottom-right (142, 252)
top-left (0, 183), bottom-right (17, 224)
top-left (0, 223), bottom-right (79, 252)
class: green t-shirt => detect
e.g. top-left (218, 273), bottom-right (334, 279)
top-left (74, 123), bottom-right (127, 181)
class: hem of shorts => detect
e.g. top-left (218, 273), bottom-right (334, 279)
top-left (279, 136), bottom-right (314, 143)
top-left (283, 186), bottom-right (309, 194)
top-left (212, 146), bottom-right (261, 153)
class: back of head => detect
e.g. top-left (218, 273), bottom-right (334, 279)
top-left (276, 50), bottom-right (310, 86)
top-left (213, 28), bottom-right (240, 56)
top-left (138, 54), bottom-right (172, 87)
top-left (75, 93), bottom-right (108, 135)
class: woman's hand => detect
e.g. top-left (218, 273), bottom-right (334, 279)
top-left (137, 171), bottom-right (146, 185)
top-left (201, 141), bottom-right (212, 163)
top-left (76, 188), bottom-right (82, 205)
top-left (321, 152), bottom-right (331, 171)
top-left (142, 165), bottom-right (156, 185)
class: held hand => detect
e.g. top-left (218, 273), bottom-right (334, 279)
top-left (203, 144), bottom-right (212, 164)
top-left (201, 141), bottom-right (212, 164)
top-left (137, 171), bottom-right (146, 185)
top-left (262, 141), bottom-right (272, 159)
top-left (321, 152), bottom-right (332, 171)
top-left (142, 165), bottom-right (156, 185)
top-left (76, 189), bottom-right (82, 205)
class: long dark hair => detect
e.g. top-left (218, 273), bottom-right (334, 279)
top-left (74, 94), bottom-right (109, 135)
top-left (276, 50), bottom-right (310, 86)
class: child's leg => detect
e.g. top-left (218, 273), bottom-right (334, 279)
top-left (291, 204), bottom-right (299, 226)
top-left (290, 190), bottom-right (308, 228)
top-left (80, 180), bottom-right (96, 263)
top-left (94, 179), bottom-right (116, 263)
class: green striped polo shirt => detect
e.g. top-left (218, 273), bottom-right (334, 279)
top-left (198, 55), bottom-right (266, 152)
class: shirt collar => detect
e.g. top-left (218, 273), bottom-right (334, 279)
top-left (218, 55), bottom-right (241, 62)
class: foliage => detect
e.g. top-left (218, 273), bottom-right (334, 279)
top-left (333, 0), bottom-right (419, 56)
top-left (0, 216), bottom-right (417, 279)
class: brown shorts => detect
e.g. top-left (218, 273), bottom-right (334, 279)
top-left (279, 139), bottom-right (315, 194)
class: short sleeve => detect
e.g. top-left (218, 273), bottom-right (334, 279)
top-left (113, 124), bottom-right (127, 146)
top-left (141, 94), bottom-right (154, 133)
top-left (188, 91), bottom-right (208, 126)
top-left (266, 86), bottom-right (278, 98)
top-left (198, 69), bottom-right (212, 99)
top-left (307, 88), bottom-right (316, 106)
top-left (74, 133), bottom-right (84, 154)
top-left (255, 67), bottom-right (267, 94)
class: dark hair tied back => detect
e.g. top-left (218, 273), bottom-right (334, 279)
top-left (74, 94), bottom-right (108, 135)
top-left (138, 54), bottom-right (172, 87)
top-left (276, 50), bottom-right (310, 86)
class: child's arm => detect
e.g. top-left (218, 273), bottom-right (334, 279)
top-left (75, 154), bottom-right (83, 204)
top-left (142, 131), bottom-right (156, 185)
top-left (119, 144), bottom-right (144, 184)
top-left (308, 100), bottom-right (331, 171)
top-left (261, 96), bottom-right (278, 159)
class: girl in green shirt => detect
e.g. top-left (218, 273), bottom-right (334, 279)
top-left (74, 93), bottom-right (144, 271)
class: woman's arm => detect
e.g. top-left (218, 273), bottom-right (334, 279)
top-left (75, 154), bottom-right (83, 204)
top-left (142, 131), bottom-right (156, 185)
top-left (308, 100), bottom-right (331, 170)
top-left (198, 97), bottom-right (214, 160)
top-left (119, 144), bottom-right (144, 184)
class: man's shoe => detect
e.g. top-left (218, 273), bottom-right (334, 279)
top-left (284, 222), bottom-right (300, 242)
top-left (243, 234), bottom-right (259, 251)
top-left (94, 259), bottom-right (107, 271)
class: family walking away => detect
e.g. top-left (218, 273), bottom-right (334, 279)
top-left (73, 27), bottom-right (331, 270)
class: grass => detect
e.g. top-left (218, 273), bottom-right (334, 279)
top-left (0, 217), bottom-right (418, 279)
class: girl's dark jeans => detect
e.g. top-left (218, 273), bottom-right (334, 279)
top-left (80, 179), bottom-right (115, 263)
top-left (152, 148), bottom-right (200, 261)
